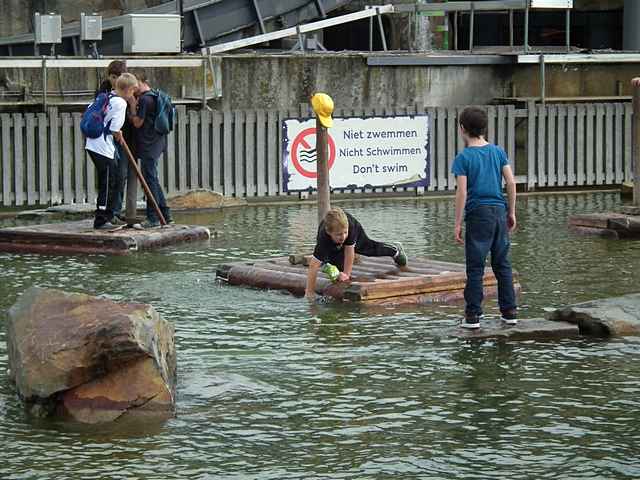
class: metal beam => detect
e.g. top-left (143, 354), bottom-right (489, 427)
top-left (205, 5), bottom-right (395, 54)
top-left (367, 55), bottom-right (515, 66)
top-left (314, 0), bottom-right (327, 18)
top-left (376, 7), bottom-right (388, 52)
top-left (252, 0), bottom-right (267, 34)
top-left (393, 1), bottom-right (573, 13)
top-left (519, 53), bottom-right (640, 63)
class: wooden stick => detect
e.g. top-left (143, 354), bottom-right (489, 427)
top-left (316, 117), bottom-right (330, 223)
top-left (119, 138), bottom-right (167, 226)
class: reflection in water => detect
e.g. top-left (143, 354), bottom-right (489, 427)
top-left (1, 193), bottom-right (640, 479)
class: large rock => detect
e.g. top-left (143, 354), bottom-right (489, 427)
top-left (6, 287), bottom-right (176, 423)
top-left (546, 293), bottom-right (640, 336)
top-left (167, 189), bottom-right (246, 210)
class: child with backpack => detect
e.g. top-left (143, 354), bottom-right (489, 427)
top-left (452, 107), bottom-right (518, 329)
top-left (84, 73), bottom-right (138, 230)
top-left (125, 71), bottom-right (174, 227)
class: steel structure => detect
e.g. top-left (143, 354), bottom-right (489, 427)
top-left (0, 0), bottom-right (352, 56)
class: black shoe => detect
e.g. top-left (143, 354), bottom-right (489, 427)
top-left (94, 222), bottom-right (115, 230)
top-left (460, 314), bottom-right (481, 329)
top-left (501, 309), bottom-right (518, 325)
top-left (141, 220), bottom-right (160, 228)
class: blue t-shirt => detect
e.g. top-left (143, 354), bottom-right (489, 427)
top-left (451, 144), bottom-right (508, 213)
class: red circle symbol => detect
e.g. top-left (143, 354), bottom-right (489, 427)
top-left (290, 127), bottom-right (336, 179)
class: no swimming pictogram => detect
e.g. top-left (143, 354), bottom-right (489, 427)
top-left (290, 128), bottom-right (336, 179)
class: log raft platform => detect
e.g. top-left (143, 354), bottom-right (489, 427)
top-left (217, 255), bottom-right (521, 306)
top-left (0, 220), bottom-right (211, 255)
top-left (569, 212), bottom-right (640, 239)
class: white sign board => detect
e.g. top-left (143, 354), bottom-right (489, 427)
top-left (282, 115), bottom-right (430, 192)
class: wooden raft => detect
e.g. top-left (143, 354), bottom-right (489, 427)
top-left (0, 220), bottom-right (211, 255)
top-left (569, 213), bottom-right (640, 239)
top-left (217, 255), bottom-right (521, 306)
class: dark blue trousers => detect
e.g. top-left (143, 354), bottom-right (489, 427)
top-left (464, 205), bottom-right (517, 317)
top-left (111, 143), bottom-right (128, 216)
top-left (140, 155), bottom-right (171, 223)
top-left (87, 150), bottom-right (117, 227)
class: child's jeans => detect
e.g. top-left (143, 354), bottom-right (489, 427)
top-left (464, 205), bottom-right (517, 317)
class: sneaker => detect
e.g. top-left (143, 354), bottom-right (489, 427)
top-left (110, 216), bottom-right (127, 226)
top-left (94, 222), bottom-right (115, 230)
top-left (460, 314), bottom-right (481, 329)
top-left (141, 220), bottom-right (160, 229)
top-left (393, 242), bottom-right (408, 267)
top-left (501, 309), bottom-right (518, 325)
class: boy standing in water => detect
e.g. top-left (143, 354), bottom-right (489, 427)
top-left (452, 107), bottom-right (518, 329)
top-left (305, 207), bottom-right (407, 300)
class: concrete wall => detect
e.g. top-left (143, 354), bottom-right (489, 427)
top-left (2, 54), bottom-right (640, 112)
top-left (213, 54), bottom-right (511, 111)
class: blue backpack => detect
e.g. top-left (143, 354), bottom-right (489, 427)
top-left (81, 92), bottom-right (113, 139)
top-left (144, 89), bottom-right (174, 135)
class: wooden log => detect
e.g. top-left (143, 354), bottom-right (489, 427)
top-left (568, 225), bottom-right (620, 239)
top-left (221, 264), bottom-right (348, 298)
top-left (569, 213), bottom-right (618, 229)
top-left (345, 272), bottom-right (500, 302)
top-left (608, 216), bottom-right (640, 233)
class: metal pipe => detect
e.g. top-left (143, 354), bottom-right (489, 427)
top-left (296, 25), bottom-right (305, 52)
top-left (539, 54), bottom-right (545, 105)
top-left (469, 2), bottom-right (475, 52)
top-left (369, 13), bottom-right (373, 52)
top-left (42, 57), bottom-right (47, 111)
top-left (509, 9), bottom-right (514, 48)
top-left (202, 57), bottom-right (207, 109)
top-left (376, 7), bottom-right (387, 51)
top-left (634, 81), bottom-right (640, 206)
top-left (524, 6), bottom-right (529, 53)
top-left (565, 8), bottom-right (571, 52)
top-left (454, 11), bottom-right (458, 50)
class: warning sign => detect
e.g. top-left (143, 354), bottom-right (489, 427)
top-left (290, 128), bottom-right (337, 179)
top-left (282, 115), bottom-right (429, 192)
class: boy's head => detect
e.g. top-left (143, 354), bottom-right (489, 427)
top-left (324, 208), bottom-right (349, 245)
top-left (133, 70), bottom-right (151, 95)
top-left (458, 107), bottom-right (487, 142)
top-left (106, 60), bottom-right (127, 89)
top-left (115, 73), bottom-right (138, 98)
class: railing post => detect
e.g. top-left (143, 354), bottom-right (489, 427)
top-left (633, 81), bottom-right (640, 207)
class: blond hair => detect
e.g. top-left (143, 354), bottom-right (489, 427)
top-left (115, 72), bottom-right (138, 91)
top-left (324, 207), bottom-right (348, 233)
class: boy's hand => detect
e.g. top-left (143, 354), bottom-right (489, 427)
top-left (507, 213), bottom-right (517, 233)
top-left (455, 223), bottom-right (464, 244)
top-left (337, 272), bottom-right (350, 283)
top-left (112, 131), bottom-right (124, 145)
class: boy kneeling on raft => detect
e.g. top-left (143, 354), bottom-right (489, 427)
top-left (305, 207), bottom-right (407, 300)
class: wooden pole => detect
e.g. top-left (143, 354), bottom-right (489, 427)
top-left (316, 117), bottom-right (330, 223)
top-left (633, 82), bottom-right (640, 207)
top-left (120, 139), bottom-right (167, 226)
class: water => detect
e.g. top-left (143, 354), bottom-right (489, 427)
top-left (1, 192), bottom-right (640, 479)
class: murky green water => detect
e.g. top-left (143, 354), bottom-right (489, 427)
top-left (1, 192), bottom-right (640, 479)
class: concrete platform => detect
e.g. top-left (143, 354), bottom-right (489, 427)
top-left (0, 220), bottom-right (211, 255)
top-left (217, 255), bottom-right (521, 306)
top-left (569, 212), bottom-right (640, 239)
